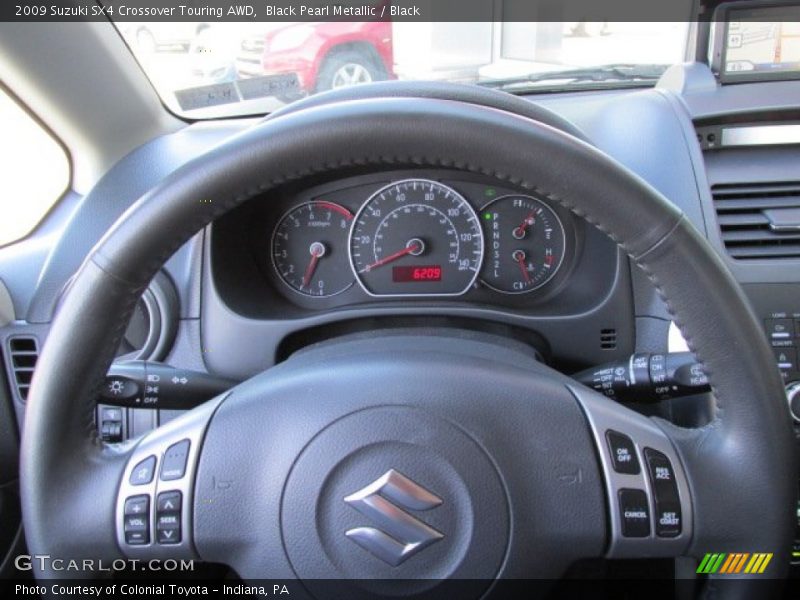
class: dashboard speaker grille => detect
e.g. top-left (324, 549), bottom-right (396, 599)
top-left (600, 328), bottom-right (617, 350)
top-left (712, 181), bottom-right (800, 259)
top-left (8, 336), bottom-right (38, 401)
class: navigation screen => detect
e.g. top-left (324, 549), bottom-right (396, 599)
top-left (723, 6), bottom-right (800, 81)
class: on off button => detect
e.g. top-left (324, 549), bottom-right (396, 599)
top-left (606, 430), bottom-right (641, 475)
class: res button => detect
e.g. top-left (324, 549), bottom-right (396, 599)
top-left (644, 448), bottom-right (682, 537)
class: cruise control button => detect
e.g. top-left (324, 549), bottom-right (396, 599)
top-left (129, 455), bottom-right (156, 486)
top-left (619, 488), bottom-right (650, 538)
top-left (157, 490), bottom-right (182, 513)
top-left (654, 502), bottom-right (682, 538)
top-left (606, 430), bottom-right (640, 474)
top-left (644, 448), bottom-right (682, 537)
top-left (124, 495), bottom-right (149, 516)
top-left (160, 439), bottom-right (190, 481)
top-left (644, 449), bottom-right (679, 503)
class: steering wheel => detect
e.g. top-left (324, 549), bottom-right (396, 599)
top-left (20, 83), bottom-right (796, 597)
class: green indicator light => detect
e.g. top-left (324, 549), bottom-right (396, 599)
top-left (483, 213), bottom-right (492, 220)
top-left (485, 188), bottom-right (496, 197)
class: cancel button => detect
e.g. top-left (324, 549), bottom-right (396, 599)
top-left (618, 488), bottom-right (650, 538)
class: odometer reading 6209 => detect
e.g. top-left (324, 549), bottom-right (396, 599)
top-left (349, 179), bottom-right (483, 296)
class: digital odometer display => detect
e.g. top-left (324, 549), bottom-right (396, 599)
top-left (350, 179), bottom-right (483, 296)
top-left (392, 266), bottom-right (443, 282)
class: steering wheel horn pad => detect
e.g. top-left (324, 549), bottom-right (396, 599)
top-left (192, 333), bottom-right (604, 588)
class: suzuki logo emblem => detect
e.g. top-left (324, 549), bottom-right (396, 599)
top-left (344, 469), bottom-right (444, 566)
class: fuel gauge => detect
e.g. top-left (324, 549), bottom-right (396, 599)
top-left (480, 195), bottom-right (566, 294)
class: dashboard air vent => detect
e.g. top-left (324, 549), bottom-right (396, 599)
top-left (600, 329), bottom-right (617, 350)
top-left (8, 336), bottom-right (38, 401)
top-left (712, 181), bottom-right (800, 259)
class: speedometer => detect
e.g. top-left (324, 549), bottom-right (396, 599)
top-left (349, 179), bottom-right (484, 296)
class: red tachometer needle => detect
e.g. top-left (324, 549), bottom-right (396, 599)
top-left (363, 241), bottom-right (422, 273)
top-left (513, 250), bottom-right (531, 284)
top-left (301, 242), bottom-right (325, 289)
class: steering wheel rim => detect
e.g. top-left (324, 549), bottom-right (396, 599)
top-left (20, 84), bottom-right (796, 594)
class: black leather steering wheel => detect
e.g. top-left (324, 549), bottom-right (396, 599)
top-left (20, 83), bottom-right (796, 597)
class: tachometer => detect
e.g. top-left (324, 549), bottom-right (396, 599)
top-left (349, 179), bottom-right (483, 296)
top-left (272, 201), bottom-right (354, 297)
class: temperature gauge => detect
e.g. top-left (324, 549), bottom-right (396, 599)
top-left (479, 195), bottom-right (566, 294)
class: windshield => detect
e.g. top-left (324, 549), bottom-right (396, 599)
top-left (115, 21), bottom-right (689, 119)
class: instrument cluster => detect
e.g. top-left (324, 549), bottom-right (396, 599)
top-left (266, 173), bottom-right (575, 305)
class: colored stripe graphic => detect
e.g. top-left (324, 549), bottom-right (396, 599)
top-left (697, 553), bottom-right (725, 574)
top-left (698, 553), bottom-right (773, 574)
top-left (719, 554), bottom-right (736, 574)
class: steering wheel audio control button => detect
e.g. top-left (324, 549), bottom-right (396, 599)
top-left (124, 495), bottom-right (149, 516)
top-left (156, 513), bottom-right (181, 544)
top-left (129, 455), bottom-right (156, 485)
top-left (156, 491), bottom-right (182, 544)
top-left (156, 490), bottom-right (183, 543)
top-left (160, 439), bottom-right (190, 481)
top-left (123, 494), bottom-right (150, 544)
top-left (123, 510), bottom-right (150, 545)
top-left (116, 397), bottom-right (221, 559)
top-left (618, 489), bottom-right (650, 537)
top-left (157, 490), bottom-right (182, 513)
top-left (605, 430), bottom-right (640, 474)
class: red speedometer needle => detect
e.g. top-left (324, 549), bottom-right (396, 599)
top-left (513, 250), bottom-right (531, 284)
top-left (301, 242), bottom-right (326, 289)
top-left (363, 240), bottom-right (423, 272)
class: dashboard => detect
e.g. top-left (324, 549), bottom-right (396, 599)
top-left (2, 63), bottom-right (800, 425)
top-left (206, 169), bottom-right (632, 380)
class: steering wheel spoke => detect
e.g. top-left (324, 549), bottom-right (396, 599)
top-left (568, 383), bottom-right (693, 559)
top-left (115, 395), bottom-right (224, 562)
